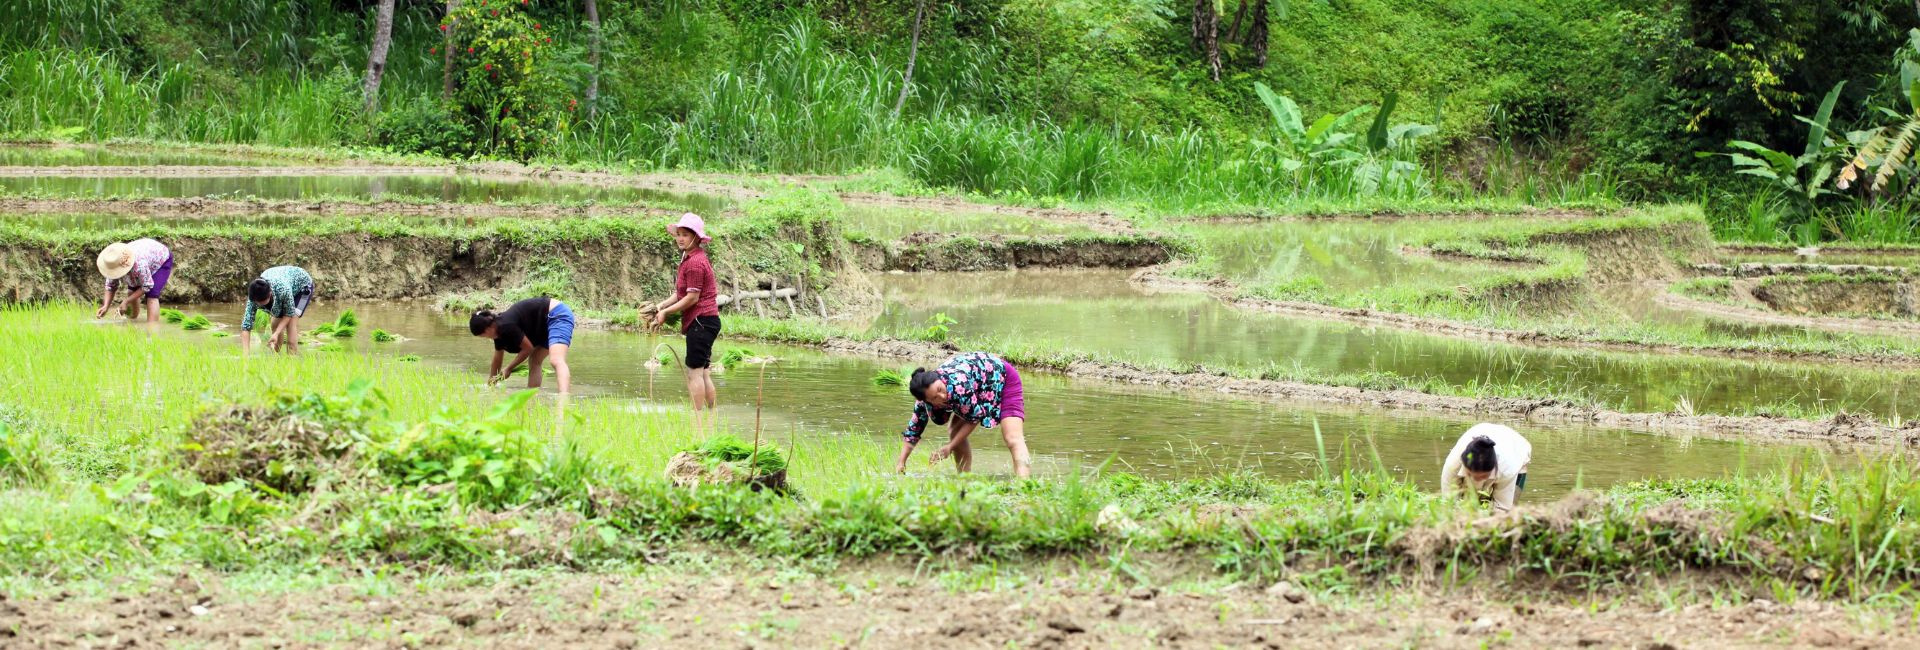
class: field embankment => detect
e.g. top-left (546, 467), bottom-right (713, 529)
top-left (0, 213), bottom-right (873, 313)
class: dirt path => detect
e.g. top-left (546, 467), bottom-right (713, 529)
top-left (1656, 289), bottom-right (1920, 338)
top-left (0, 165), bottom-right (452, 177)
top-left (5, 564), bottom-right (1902, 649)
top-left (0, 196), bottom-right (678, 218)
top-left (1131, 266), bottom-right (1920, 368)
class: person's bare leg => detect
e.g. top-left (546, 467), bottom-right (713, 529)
top-left (144, 297), bottom-right (161, 324)
top-left (700, 370), bottom-right (718, 410)
top-left (547, 344), bottom-right (571, 394)
top-left (684, 367), bottom-right (703, 430)
top-left (952, 436), bottom-right (973, 473)
top-left (1000, 416), bottom-right (1031, 478)
top-left (526, 348), bottom-right (549, 389)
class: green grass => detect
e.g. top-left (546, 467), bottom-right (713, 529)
top-left (4, 304), bottom-right (1920, 600)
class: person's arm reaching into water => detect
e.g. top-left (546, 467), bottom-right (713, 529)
top-left (928, 420), bottom-right (977, 465)
top-left (487, 349), bottom-right (507, 386)
top-left (1439, 450), bottom-right (1463, 499)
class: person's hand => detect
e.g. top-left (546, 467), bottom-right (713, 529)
top-left (895, 460), bottom-right (908, 475)
top-left (928, 446), bottom-right (953, 464)
top-left (486, 373), bottom-right (503, 387)
top-left (94, 305), bottom-right (110, 319)
top-left (647, 313), bottom-right (666, 331)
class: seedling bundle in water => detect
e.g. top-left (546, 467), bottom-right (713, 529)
top-left (160, 308), bottom-right (185, 324)
top-left (181, 314), bottom-right (213, 331)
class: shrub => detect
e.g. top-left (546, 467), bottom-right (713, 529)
top-left (441, 1), bottom-right (572, 160)
top-left (374, 96), bottom-right (477, 158)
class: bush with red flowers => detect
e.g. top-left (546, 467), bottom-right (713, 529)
top-left (439, 0), bottom-right (568, 160)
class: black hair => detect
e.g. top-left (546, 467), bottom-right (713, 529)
top-left (469, 309), bottom-right (498, 336)
top-left (1461, 435), bottom-right (1497, 473)
top-left (247, 278), bottom-right (272, 304)
top-left (909, 368), bottom-right (939, 401)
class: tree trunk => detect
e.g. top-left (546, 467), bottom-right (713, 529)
top-left (362, 0), bottom-right (397, 113)
top-left (892, 0), bottom-right (928, 119)
top-left (585, 0), bottom-right (602, 119)
top-left (1247, 0), bottom-right (1269, 68)
top-left (443, 0), bottom-right (461, 101)
top-left (1224, 0), bottom-right (1249, 44)
top-left (1192, 0), bottom-right (1220, 81)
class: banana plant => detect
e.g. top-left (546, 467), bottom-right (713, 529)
top-left (1839, 30), bottom-right (1920, 198)
top-left (1249, 84), bottom-right (1436, 196)
top-left (1698, 81), bottom-right (1847, 214)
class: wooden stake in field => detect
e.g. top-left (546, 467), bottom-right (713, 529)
top-left (745, 354), bottom-right (779, 482)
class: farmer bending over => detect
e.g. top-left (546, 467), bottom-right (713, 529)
top-left (239, 265), bottom-right (316, 355)
top-left (95, 238), bottom-right (175, 323)
top-left (1440, 422), bottom-right (1532, 513)
top-left (898, 351), bottom-right (1033, 478)
top-left (471, 297), bottom-right (576, 394)
top-left (648, 213), bottom-right (723, 432)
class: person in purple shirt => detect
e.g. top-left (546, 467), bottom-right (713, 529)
top-left (896, 351), bottom-right (1033, 478)
top-left (95, 238), bottom-right (175, 323)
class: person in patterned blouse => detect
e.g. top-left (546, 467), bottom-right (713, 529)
top-left (897, 351), bottom-right (1033, 478)
top-left (94, 238), bottom-right (175, 323)
top-left (240, 265), bottom-right (316, 355)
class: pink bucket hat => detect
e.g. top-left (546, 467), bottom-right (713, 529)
top-left (669, 212), bottom-right (711, 242)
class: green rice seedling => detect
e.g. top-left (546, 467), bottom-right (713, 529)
top-left (397, 354), bottom-right (421, 362)
top-left (312, 323), bottom-right (337, 335)
top-left (181, 315), bottom-right (212, 331)
top-left (871, 368), bottom-right (904, 387)
top-left (332, 310), bottom-right (359, 329)
top-left (719, 347), bottom-right (754, 368)
top-left (331, 326), bottom-right (356, 339)
top-left (211, 332), bottom-right (232, 338)
top-left (159, 308), bottom-right (185, 324)
top-left (371, 329), bottom-right (399, 343)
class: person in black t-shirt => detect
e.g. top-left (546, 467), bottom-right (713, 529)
top-left (469, 297), bottom-right (577, 394)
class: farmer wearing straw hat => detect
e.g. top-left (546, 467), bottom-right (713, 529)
top-left (239, 265), bottom-right (316, 355)
top-left (95, 238), bottom-right (174, 323)
top-left (649, 213), bottom-right (723, 431)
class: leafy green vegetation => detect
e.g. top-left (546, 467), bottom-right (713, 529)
top-left (6, 306), bottom-right (1920, 598)
top-left (371, 328), bottom-right (399, 342)
top-left (180, 314), bottom-right (212, 331)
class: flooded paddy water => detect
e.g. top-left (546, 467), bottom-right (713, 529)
top-left (872, 269), bottom-right (1920, 419)
top-left (4, 149), bottom-right (1904, 496)
top-left (151, 301), bottom-right (1861, 499)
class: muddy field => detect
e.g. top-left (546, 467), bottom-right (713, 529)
top-left (6, 562), bottom-right (1904, 649)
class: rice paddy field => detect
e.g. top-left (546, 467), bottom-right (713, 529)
top-left (13, 0), bottom-right (1920, 633)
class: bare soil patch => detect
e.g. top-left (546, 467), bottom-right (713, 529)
top-left (0, 165), bottom-right (451, 178)
top-left (0, 196), bottom-right (676, 218)
top-left (5, 565), bottom-right (1902, 649)
top-left (1657, 288), bottom-right (1920, 338)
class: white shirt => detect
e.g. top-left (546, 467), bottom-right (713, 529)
top-left (1440, 423), bottom-right (1532, 512)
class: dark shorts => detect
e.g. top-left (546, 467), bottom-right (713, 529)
top-left (999, 360), bottom-right (1026, 421)
top-left (1516, 473), bottom-right (1528, 491)
top-left (145, 254), bottom-right (175, 300)
top-left (684, 315), bottom-right (721, 369)
top-left (290, 285), bottom-right (314, 317)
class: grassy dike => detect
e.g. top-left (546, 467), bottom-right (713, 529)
top-left (3, 306), bottom-right (1918, 601)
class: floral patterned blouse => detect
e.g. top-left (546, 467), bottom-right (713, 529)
top-left (902, 352), bottom-right (1009, 444)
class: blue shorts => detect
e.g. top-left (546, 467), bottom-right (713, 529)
top-left (546, 302), bottom-right (575, 347)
